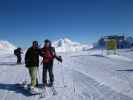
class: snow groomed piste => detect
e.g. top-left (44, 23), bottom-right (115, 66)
top-left (0, 47), bottom-right (133, 100)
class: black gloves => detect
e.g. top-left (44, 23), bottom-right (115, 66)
top-left (56, 56), bottom-right (63, 63)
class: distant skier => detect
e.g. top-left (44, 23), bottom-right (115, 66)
top-left (25, 41), bottom-right (41, 93)
top-left (14, 47), bottom-right (23, 64)
top-left (41, 39), bottom-right (62, 87)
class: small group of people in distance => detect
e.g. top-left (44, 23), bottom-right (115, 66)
top-left (14, 39), bottom-right (63, 93)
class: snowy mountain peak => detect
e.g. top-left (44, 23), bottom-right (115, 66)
top-left (53, 38), bottom-right (78, 47)
top-left (0, 40), bottom-right (16, 54)
top-left (62, 38), bottom-right (77, 44)
top-left (53, 38), bottom-right (93, 52)
top-left (60, 38), bottom-right (72, 42)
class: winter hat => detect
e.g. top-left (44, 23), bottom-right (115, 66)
top-left (44, 39), bottom-right (51, 43)
top-left (33, 41), bottom-right (38, 46)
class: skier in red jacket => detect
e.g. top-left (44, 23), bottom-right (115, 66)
top-left (41, 39), bottom-right (62, 87)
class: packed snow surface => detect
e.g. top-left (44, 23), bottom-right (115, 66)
top-left (0, 49), bottom-right (133, 100)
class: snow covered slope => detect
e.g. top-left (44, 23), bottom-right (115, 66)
top-left (0, 40), bottom-right (16, 55)
top-left (53, 38), bottom-right (93, 52)
top-left (0, 50), bottom-right (133, 100)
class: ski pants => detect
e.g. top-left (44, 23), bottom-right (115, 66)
top-left (28, 67), bottom-right (37, 87)
top-left (43, 62), bottom-right (54, 84)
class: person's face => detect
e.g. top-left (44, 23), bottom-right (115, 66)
top-left (45, 42), bottom-right (50, 47)
top-left (33, 43), bottom-right (38, 48)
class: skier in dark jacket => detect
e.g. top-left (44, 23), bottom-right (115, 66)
top-left (14, 48), bottom-right (23, 64)
top-left (41, 39), bottom-right (62, 87)
top-left (25, 41), bottom-right (41, 92)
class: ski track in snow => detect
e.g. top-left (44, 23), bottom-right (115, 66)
top-left (67, 56), bottom-right (133, 98)
top-left (0, 50), bottom-right (133, 100)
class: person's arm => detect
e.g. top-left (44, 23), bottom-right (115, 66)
top-left (52, 47), bottom-right (56, 58)
top-left (52, 47), bottom-right (63, 63)
top-left (25, 48), bottom-right (30, 65)
top-left (38, 48), bottom-right (44, 57)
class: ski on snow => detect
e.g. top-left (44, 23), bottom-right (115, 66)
top-left (40, 86), bottom-right (58, 99)
top-left (15, 82), bottom-right (58, 98)
top-left (15, 83), bottom-right (41, 96)
top-left (50, 86), bottom-right (58, 96)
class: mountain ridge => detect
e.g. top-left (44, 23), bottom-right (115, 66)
top-left (53, 38), bottom-right (93, 52)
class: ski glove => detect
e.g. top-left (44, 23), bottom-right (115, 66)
top-left (56, 56), bottom-right (63, 63)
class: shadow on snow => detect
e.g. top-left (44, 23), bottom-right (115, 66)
top-left (89, 54), bottom-right (105, 58)
top-left (0, 62), bottom-right (24, 66)
top-left (116, 69), bottom-right (133, 72)
top-left (0, 83), bottom-right (34, 97)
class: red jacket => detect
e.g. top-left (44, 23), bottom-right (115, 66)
top-left (41, 47), bottom-right (55, 64)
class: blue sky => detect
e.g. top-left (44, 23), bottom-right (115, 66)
top-left (0, 0), bottom-right (133, 47)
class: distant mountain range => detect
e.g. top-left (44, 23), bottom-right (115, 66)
top-left (53, 38), bottom-right (93, 52)
top-left (0, 38), bottom-right (93, 54)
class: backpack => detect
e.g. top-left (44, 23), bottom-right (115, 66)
top-left (42, 47), bottom-right (54, 64)
top-left (14, 49), bottom-right (17, 56)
